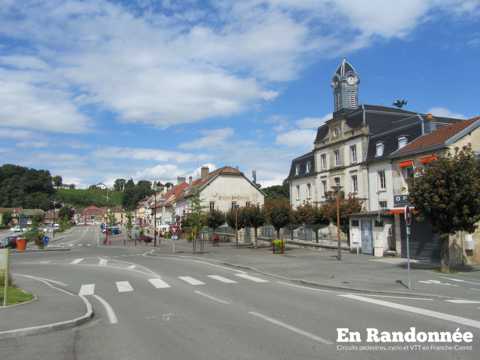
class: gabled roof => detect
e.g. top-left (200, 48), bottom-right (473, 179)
top-left (158, 182), bottom-right (189, 207)
top-left (391, 117), bottom-right (480, 158)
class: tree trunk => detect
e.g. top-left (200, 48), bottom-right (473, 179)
top-left (276, 228), bottom-right (280, 240)
top-left (315, 229), bottom-right (319, 243)
top-left (440, 233), bottom-right (450, 273)
top-left (254, 227), bottom-right (258, 248)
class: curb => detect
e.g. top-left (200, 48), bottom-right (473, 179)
top-left (0, 294), bottom-right (38, 310)
top-left (12, 248), bottom-right (71, 253)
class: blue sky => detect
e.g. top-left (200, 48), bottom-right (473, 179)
top-left (0, 0), bottom-right (479, 188)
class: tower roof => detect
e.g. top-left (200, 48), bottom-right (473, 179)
top-left (334, 58), bottom-right (357, 78)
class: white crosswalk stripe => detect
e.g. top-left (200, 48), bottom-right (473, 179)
top-left (70, 258), bottom-right (84, 264)
top-left (235, 273), bottom-right (269, 283)
top-left (79, 284), bottom-right (95, 295)
top-left (208, 275), bottom-right (237, 284)
top-left (179, 276), bottom-right (205, 286)
top-left (149, 278), bottom-right (171, 289)
top-left (445, 299), bottom-right (480, 304)
top-left (116, 281), bottom-right (133, 293)
top-left (99, 258), bottom-right (108, 266)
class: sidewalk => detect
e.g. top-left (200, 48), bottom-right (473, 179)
top-left (152, 238), bottom-right (480, 297)
top-left (0, 275), bottom-right (92, 338)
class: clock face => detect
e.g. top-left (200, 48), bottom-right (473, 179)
top-left (346, 76), bottom-right (357, 85)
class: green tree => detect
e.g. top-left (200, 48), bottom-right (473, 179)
top-left (52, 175), bottom-right (63, 188)
top-left (409, 146), bottom-right (480, 272)
top-left (107, 211), bottom-right (116, 227)
top-left (113, 178), bottom-right (126, 192)
top-left (188, 190), bottom-right (206, 253)
top-left (0, 164), bottom-right (55, 210)
top-left (58, 206), bottom-right (74, 221)
top-left (125, 211), bottom-right (134, 242)
top-left (261, 181), bottom-right (289, 200)
top-left (241, 205), bottom-right (266, 247)
top-left (296, 204), bottom-right (330, 242)
top-left (206, 209), bottom-right (225, 234)
top-left (2, 211), bottom-right (13, 227)
top-left (266, 199), bottom-right (291, 239)
top-left (322, 193), bottom-right (362, 243)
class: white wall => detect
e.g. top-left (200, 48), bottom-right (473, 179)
top-left (290, 176), bottom-right (316, 208)
top-left (368, 161), bottom-right (394, 211)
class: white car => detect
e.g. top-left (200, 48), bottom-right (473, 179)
top-left (10, 226), bottom-right (25, 233)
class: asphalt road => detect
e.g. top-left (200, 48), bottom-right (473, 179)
top-left (2, 226), bottom-right (480, 360)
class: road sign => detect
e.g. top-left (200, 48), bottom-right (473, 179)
top-left (393, 194), bottom-right (409, 208)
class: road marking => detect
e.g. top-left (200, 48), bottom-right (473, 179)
top-left (235, 273), bottom-right (268, 283)
top-left (445, 299), bottom-right (480, 304)
top-left (208, 275), bottom-right (237, 283)
top-left (276, 281), bottom-right (333, 293)
top-left (71, 258), bottom-right (84, 265)
top-left (86, 244), bottom-right (91, 247)
top-left (99, 258), bottom-right (108, 266)
top-left (149, 278), bottom-right (171, 289)
top-left (14, 274), bottom-right (69, 289)
top-left (418, 280), bottom-right (458, 287)
top-left (249, 311), bottom-right (332, 344)
top-left (79, 284), bottom-right (95, 296)
top-left (340, 294), bottom-right (480, 330)
top-left (39, 260), bottom-right (51, 264)
top-left (194, 290), bottom-right (231, 304)
top-left (128, 265), bottom-right (136, 270)
top-left (69, 244), bottom-right (74, 247)
top-left (116, 281), bottom-right (133, 293)
top-left (441, 277), bottom-right (480, 286)
top-left (361, 294), bottom-right (433, 301)
top-left (92, 294), bottom-right (118, 324)
top-left (179, 276), bottom-right (205, 286)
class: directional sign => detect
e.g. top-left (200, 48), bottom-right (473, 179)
top-left (393, 194), bottom-right (409, 208)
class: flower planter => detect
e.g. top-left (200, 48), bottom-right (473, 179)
top-left (16, 238), bottom-right (27, 251)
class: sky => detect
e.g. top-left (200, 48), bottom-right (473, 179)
top-left (0, 0), bottom-right (479, 188)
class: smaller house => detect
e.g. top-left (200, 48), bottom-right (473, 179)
top-left (81, 205), bottom-right (107, 225)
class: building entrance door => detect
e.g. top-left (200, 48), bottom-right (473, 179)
top-left (361, 220), bottom-right (373, 255)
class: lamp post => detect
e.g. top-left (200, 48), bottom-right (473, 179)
top-left (331, 184), bottom-right (343, 261)
top-left (152, 183), bottom-right (159, 248)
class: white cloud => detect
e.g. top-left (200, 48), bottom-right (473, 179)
top-left (180, 128), bottom-right (234, 149)
top-left (275, 129), bottom-right (316, 148)
top-left (296, 113), bottom-right (332, 129)
top-left (427, 107), bottom-right (466, 119)
top-left (0, 128), bottom-right (35, 140)
top-left (92, 146), bottom-right (206, 163)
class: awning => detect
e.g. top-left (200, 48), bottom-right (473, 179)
top-left (399, 160), bottom-right (414, 168)
top-left (388, 208), bottom-right (405, 215)
top-left (420, 154), bottom-right (437, 164)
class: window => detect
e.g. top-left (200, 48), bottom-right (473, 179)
top-left (321, 154), bottom-right (327, 169)
top-left (351, 220), bottom-right (359, 227)
top-left (322, 180), bottom-right (327, 197)
top-left (306, 161), bottom-right (311, 174)
top-left (351, 175), bottom-right (358, 193)
top-left (374, 219), bottom-right (384, 227)
top-left (231, 201), bottom-right (237, 209)
top-left (379, 201), bottom-right (388, 209)
top-left (295, 165), bottom-right (300, 176)
top-left (334, 177), bottom-right (341, 187)
top-left (334, 150), bottom-right (341, 166)
top-left (333, 127), bottom-right (340, 137)
top-left (398, 136), bottom-right (408, 149)
top-left (350, 145), bottom-right (357, 164)
top-left (209, 201), bottom-right (215, 211)
top-left (378, 170), bottom-right (386, 190)
top-left (296, 185), bottom-right (300, 201)
top-left (245, 201), bottom-right (251, 207)
top-left (375, 142), bottom-right (384, 157)
top-left (307, 183), bottom-right (311, 199)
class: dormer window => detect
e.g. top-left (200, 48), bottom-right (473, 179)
top-left (375, 142), bottom-right (384, 157)
top-left (295, 165), bottom-right (300, 176)
top-left (305, 161), bottom-right (311, 174)
top-left (333, 128), bottom-right (340, 137)
top-left (398, 136), bottom-right (408, 149)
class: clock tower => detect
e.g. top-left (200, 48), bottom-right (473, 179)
top-left (331, 58), bottom-right (360, 112)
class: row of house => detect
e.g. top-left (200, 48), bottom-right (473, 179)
top-left (135, 166), bottom-right (265, 234)
top-left (288, 59), bottom-right (480, 263)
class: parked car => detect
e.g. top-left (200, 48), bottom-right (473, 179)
top-left (10, 225), bottom-right (25, 233)
top-left (0, 235), bottom-right (17, 249)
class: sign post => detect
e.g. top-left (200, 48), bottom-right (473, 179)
top-left (1, 249), bottom-right (9, 307)
top-left (404, 206), bottom-right (412, 290)
top-left (170, 225), bottom-right (179, 254)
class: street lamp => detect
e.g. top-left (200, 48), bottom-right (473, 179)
top-left (152, 182), bottom-right (159, 248)
top-left (331, 184), bottom-right (343, 261)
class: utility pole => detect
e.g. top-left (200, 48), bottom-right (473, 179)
top-left (153, 191), bottom-right (157, 247)
top-left (332, 185), bottom-right (343, 261)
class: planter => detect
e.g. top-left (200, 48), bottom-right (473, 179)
top-left (16, 238), bottom-right (27, 251)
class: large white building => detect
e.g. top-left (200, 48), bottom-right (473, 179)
top-left (288, 59), bottom-right (464, 257)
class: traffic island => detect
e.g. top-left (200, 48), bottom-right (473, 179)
top-left (0, 272), bottom-right (34, 307)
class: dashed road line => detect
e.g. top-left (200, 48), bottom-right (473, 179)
top-left (445, 299), bottom-right (480, 304)
top-left (208, 275), bottom-right (237, 284)
top-left (179, 276), bottom-right (205, 286)
top-left (235, 273), bottom-right (269, 283)
top-left (194, 290), bottom-right (231, 304)
top-left (249, 311), bottom-right (332, 344)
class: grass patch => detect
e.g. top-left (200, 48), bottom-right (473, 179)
top-left (0, 272), bottom-right (34, 306)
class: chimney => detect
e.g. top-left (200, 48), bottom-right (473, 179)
top-left (201, 166), bottom-right (209, 180)
top-left (177, 176), bottom-right (186, 185)
top-left (188, 176), bottom-right (192, 185)
top-left (252, 170), bottom-right (257, 184)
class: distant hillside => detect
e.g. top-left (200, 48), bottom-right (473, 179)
top-left (55, 188), bottom-right (124, 209)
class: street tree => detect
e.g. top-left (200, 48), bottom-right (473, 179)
top-left (266, 199), bottom-right (291, 239)
top-left (241, 205), bottom-right (266, 247)
top-left (114, 178), bottom-right (126, 192)
top-left (322, 193), bottom-right (362, 243)
top-left (296, 204), bottom-right (330, 242)
top-left (52, 175), bottom-right (63, 188)
top-left (188, 190), bottom-right (206, 253)
top-left (125, 211), bottom-right (134, 242)
top-left (58, 206), bottom-right (74, 221)
top-left (409, 146), bottom-right (480, 272)
top-left (206, 209), bottom-right (225, 234)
